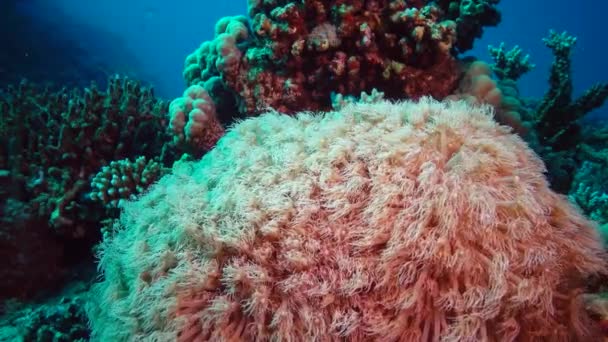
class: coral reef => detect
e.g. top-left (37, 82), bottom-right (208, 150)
top-left (168, 85), bottom-right (226, 153)
top-left (180, 0), bottom-right (502, 147)
top-left (90, 156), bottom-right (166, 210)
top-left (570, 161), bottom-right (608, 237)
top-left (2, 0), bottom-right (608, 340)
top-left (0, 76), bottom-right (170, 238)
top-left (0, 76), bottom-right (175, 300)
top-left (88, 100), bottom-right (606, 341)
top-left (0, 280), bottom-right (91, 341)
top-left (488, 42), bottom-right (534, 81)
top-left (0, 199), bottom-right (65, 301)
top-left (528, 32), bottom-right (608, 193)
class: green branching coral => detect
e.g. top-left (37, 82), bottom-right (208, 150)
top-left (579, 124), bottom-right (608, 165)
top-left (90, 156), bottom-right (166, 210)
top-left (570, 124), bottom-right (608, 233)
top-left (436, 0), bottom-right (502, 51)
top-left (488, 42), bottom-right (535, 81)
top-left (0, 76), bottom-right (173, 239)
top-left (536, 31), bottom-right (608, 150)
top-left (511, 31), bottom-right (608, 193)
top-left (570, 161), bottom-right (608, 244)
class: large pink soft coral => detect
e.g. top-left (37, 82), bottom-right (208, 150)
top-left (87, 99), bottom-right (606, 341)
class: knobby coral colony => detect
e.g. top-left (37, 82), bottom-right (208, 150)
top-left (172, 0), bottom-right (502, 153)
top-left (1, 0), bottom-right (608, 340)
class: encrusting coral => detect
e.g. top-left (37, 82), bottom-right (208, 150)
top-left (87, 99), bottom-right (607, 341)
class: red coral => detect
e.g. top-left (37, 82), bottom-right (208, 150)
top-left (182, 0), bottom-right (500, 120)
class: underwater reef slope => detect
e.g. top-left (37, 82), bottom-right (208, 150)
top-left (88, 100), bottom-right (607, 341)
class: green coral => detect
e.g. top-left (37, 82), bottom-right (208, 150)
top-left (516, 31), bottom-right (608, 193)
top-left (0, 76), bottom-right (172, 238)
top-left (90, 156), bottom-right (166, 210)
top-left (0, 282), bottom-right (90, 341)
top-left (570, 161), bottom-right (608, 244)
top-left (570, 162), bottom-right (608, 222)
top-left (488, 42), bottom-right (535, 81)
top-left (89, 156), bottom-right (167, 240)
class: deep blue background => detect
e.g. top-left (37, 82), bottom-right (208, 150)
top-left (7, 0), bottom-right (608, 117)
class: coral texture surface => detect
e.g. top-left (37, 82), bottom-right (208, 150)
top-left (88, 100), bottom-right (606, 341)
